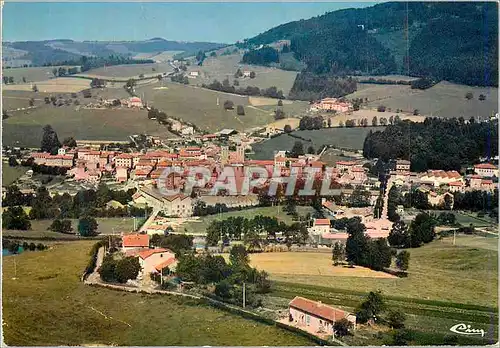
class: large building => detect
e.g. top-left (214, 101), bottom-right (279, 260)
top-left (132, 187), bottom-right (193, 217)
top-left (474, 163), bottom-right (498, 177)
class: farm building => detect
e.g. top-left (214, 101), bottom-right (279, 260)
top-left (310, 98), bottom-right (352, 113)
top-left (122, 234), bottom-right (149, 252)
top-left (286, 296), bottom-right (356, 338)
top-left (126, 97), bottom-right (144, 108)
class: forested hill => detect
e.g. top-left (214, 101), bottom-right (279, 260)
top-left (239, 2), bottom-right (498, 86)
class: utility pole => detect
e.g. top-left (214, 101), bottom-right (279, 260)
top-left (242, 282), bottom-right (246, 309)
top-left (453, 229), bottom-right (456, 246)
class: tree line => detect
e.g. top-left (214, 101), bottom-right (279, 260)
top-left (202, 79), bottom-right (284, 99)
top-left (363, 118), bottom-right (499, 172)
top-left (241, 46), bottom-right (279, 66)
top-left (205, 215), bottom-right (308, 250)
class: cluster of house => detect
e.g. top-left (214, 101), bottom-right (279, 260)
top-left (390, 160), bottom-right (498, 207)
top-left (121, 233), bottom-right (177, 279)
top-left (88, 96), bottom-right (144, 109)
top-left (310, 98), bottom-right (353, 113)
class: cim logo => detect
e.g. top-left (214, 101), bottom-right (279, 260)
top-left (449, 323), bottom-right (485, 337)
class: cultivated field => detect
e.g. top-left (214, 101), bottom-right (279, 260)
top-left (346, 81), bottom-right (498, 120)
top-left (251, 127), bottom-right (384, 159)
top-left (321, 109), bottom-right (426, 127)
top-left (2, 90), bottom-right (55, 110)
top-left (249, 252), bottom-right (395, 279)
top-left (181, 206), bottom-right (315, 235)
top-left (3, 77), bottom-right (91, 93)
top-left (76, 63), bottom-right (172, 79)
top-left (3, 106), bottom-right (176, 147)
top-left (136, 81), bottom-right (278, 132)
top-left (186, 54), bottom-right (298, 96)
top-left (1, 66), bottom-right (80, 83)
top-left (263, 117), bottom-right (301, 131)
top-left (2, 241), bottom-right (313, 346)
top-left (272, 235), bottom-right (498, 307)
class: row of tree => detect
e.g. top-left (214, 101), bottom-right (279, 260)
top-left (202, 79), bottom-right (284, 99)
top-left (289, 73), bottom-right (357, 101)
top-left (388, 213), bottom-right (436, 248)
top-left (205, 215), bottom-right (308, 250)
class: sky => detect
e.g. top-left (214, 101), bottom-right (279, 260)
top-left (3, 2), bottom-right (375, 43)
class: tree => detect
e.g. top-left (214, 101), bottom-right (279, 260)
top-left (2, 206), bottom-right (31, 230)
top-left (229, 245), bottom-right (249, 269)
top-left (52, 68), bottom-right (58, 77)
top-left (478, 94), bottom-right (486, 101)
top-left (32, 84), bottom-right (38, 92)
top-left (49, 219), bottom-right (72, 234)
top-left (22, 76), bottom-right (27, 83)
top-left (215, 280), bottom-right (233, 299)
top-left (356, 291), bottom-right (385, 323)
top-left (395, 250), bottom-right (410, 271)
top-left (62, 137), bottom-right (77, 148)
top-left (125, 79), bottom-right (136, 89)
top-left (234, 68), bottom-right (243, 78)
top-left (28, 98), bottom-right (35, 107)
top-left (332, 241), bottom-right (345, 265)
top-left (233, 79), bottom-right (239, 86)
top-left (223, 100), bottom-right (234, 110)
top-left (387, 310), bottom-right (406, 329)
top-left (250, 71), bottom-right (256, 78)
top-left (413, 109), bottom-right (419, 116)
top-left (8, 156), bottom-right (18, 167)
top-left (372, 116), bottom-right (378, 126)
top-left (78, 217), bottom-right (99, 237)
top-left (274, 108), bottom-right (286, 120)
top-left (307, 145), bottom-right (315, 154)
top-left (44, 96), bottom-right (50, 104)
top-left (388, 221), bottom-right (410, 247)
top-left (334, 318), bottom-right (353, 337)
top-left (465, 92), bottom-right (474, 100)
top-left (284, 124), bottom-right (292, 133)
top-left (290, 141), bottom-right (305, 158)
top-left (236, 105), bottom-right (245, 116)
top-left (278, 99), bottom-right (283, 107)
top-left (377, 105), bottom-right (386, 112)
top-left (41, 125), bottom-right (61, 154)
top-left (114, 256), bottom-right (141, 283)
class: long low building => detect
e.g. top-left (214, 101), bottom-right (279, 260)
top-left (132, 186), bottom-right (193, 217)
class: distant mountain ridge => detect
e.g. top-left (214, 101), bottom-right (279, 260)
top-left (239, 2), bottom-right (498, 86)
top-left (2, 38), bottom-right (225, 67)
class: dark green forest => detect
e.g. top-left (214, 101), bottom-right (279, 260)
top-left (239, 2), bottom-right (498, 86)
top-left (362, 118), bottom-right (498, 172)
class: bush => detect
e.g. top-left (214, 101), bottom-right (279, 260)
top-left (223, 100), bottom-right (234, 110)
top-left (236, 105), bottom-right (245, 115)
top-left (377, 105), bottom-right (386, 112)
top-left (333, 318), bottom-right (353, 337)
top-left (387, 310), bottom-right (406, 329)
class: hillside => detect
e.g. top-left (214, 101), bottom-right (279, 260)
top-left (240, 2), bottom-right (498, 86)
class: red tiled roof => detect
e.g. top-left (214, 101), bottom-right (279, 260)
top-left (154, 257), bottom-right (177, 271)
top-left (290, 296), bottom-right (347, 322)
top-left (448, 181), bottom-right (463, 186)
top-left (470, 175), bottom-right (482, 179)
top-left (116, 154), bottom-right (133, 159)
top-left (474, 163), bottom-right (497, 169)
top-left (314, 219), bottom-right (330, 226)
top-left (336, 161), bottom-right (357, 166)
top-left (138, 248), bottom-right (171, 260)
top-left (481, 179), bottom-right (494, 184)
top-left (122, 234), bottom-right (149, 248)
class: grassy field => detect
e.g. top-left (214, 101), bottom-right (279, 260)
top-left (269, 235), bottom-right (498, 307)
top-left (3, 106), bottom-right (176, 147)
top-left (3, 218), bottom-right (136, 239)
top-left (248, 252), bottom-right (395, 279)
top-left (132, 51), bottom-right (183, 61)
top-left (2, 165), bottom-right (27, 186)
top-left (186, 54), bottom-right (298, 95)
top-left (136, 81), bottom-right (280, 133)
top-left (181, 206), bottom-right (315, 235)
top-left (427, 209), bottom-right (498, 228)
top-left (4, 77), bottom-right (92, 93)
top-left (320, 149), bottom-right (359, 166)
top-left (2, 241), bottom-right (313, 346)
top-left (2, 66), bottom-right (80, 83)
top-left (77, 63), bottom-right (172, 79)
top-left (2, 90), bottom-right (56, 110)
top-left (252, 127), bottom-right (384, 159)
top-left (345, 81), bottom-right (498, 120)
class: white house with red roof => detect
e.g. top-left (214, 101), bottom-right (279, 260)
top-left (308, 219), bottom-right (331, 236)
top-left (474, 163), bottom-right (498, 177)
top-left (127, 97), bottom-right (143, 108)
top-left (286, 296), bottom-right (356, 338)
top-left (418, 170), bottom-right (463, 187)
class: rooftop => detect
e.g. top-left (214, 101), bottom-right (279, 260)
top-left (289, 296), bottom-right (347, 322)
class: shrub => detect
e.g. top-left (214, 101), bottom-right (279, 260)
top-left (223, 100), bottom-right (234, 110)
top-left (333, 318), bottom-right (353, 337)
top-left (387, 310), bottom-right (406, 329)
top-left (236, 105), bottom-right (245, 115)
